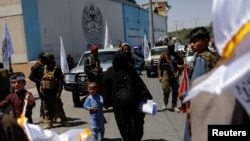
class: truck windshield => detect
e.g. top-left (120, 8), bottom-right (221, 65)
top-left (151, 48), bottom-right (168, 56)
top-left (78, 51), bottom-right (115, 66)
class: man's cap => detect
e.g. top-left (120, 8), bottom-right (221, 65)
top-left (134, 46), bottom-right (138, 49)
top-left (43, 52), bottom-right (53, 58)
top-left (122, 43), bottom-right (130, 47)
top-left (11, 72), bottom-right (25, 81)
top-left (38, 52), bottom-right (45, 58)
top-left (90, 45), bottom-right (98, 52)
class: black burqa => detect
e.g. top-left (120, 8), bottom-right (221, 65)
top-left (103, 51), bottom-right (153, 141)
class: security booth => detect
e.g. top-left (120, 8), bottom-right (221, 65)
top-left (0, 68), bottom-right (12, 113)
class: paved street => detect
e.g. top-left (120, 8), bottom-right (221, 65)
top-left (29, 71), bottom-right (186, 141)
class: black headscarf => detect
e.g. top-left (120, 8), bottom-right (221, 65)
top-left (112, 50), bottom-right (130, 71)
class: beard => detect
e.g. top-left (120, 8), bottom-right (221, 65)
top-left (93, 53), bottom-right (98, 58)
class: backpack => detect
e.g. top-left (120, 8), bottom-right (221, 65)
top-left (41, 65), bottom-right (58, 90)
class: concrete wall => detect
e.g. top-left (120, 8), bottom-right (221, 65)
top-left (0, 0), bottom-right (168, 65)
top-left (154, 13), bottom-right (168, 41)
top-left (37, 0), bottom-right (125, 62)
top-left (0, 1), bottom-right (27, 64)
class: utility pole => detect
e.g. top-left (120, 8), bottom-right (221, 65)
top-left (149, 0), bottom-right (154, 48)
top-left (165, 2), bottom-right (171, 36)
top-left (194, 17), bottom-right (199, 27)
top-left (175, 20), bottom-right (178, 37)
top-left (179, 22), bottom-right (184, 29)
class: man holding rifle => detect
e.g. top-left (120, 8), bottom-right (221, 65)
top-left (158, 44), bottom-right (184, 112)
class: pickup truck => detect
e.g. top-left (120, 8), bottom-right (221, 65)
top-left (63, 48), bottom-right (119, 106)
top-left (144, 46), bottom-right (168, 77)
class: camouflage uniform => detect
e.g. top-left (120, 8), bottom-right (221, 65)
top-left (29, 58), bottom-right (45, 122)
top-left (189, 50), bottom-right (219, 77)
top-left (41, 53), bottom-right (69, 128)
top-left (198, 51), bottom-right (219, 71)
top-left (158, 52), bottom-right (181, 111)
top-left (84, 55), bottom-right (103, 94)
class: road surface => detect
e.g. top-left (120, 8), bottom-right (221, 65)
top-left (29, 71), bottom-right (186, 141)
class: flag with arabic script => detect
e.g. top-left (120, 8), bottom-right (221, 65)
top-left (2, 20), bottom-right (14, 68)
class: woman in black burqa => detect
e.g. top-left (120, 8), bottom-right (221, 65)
top-left (103, 50), bottom-right (153, 141)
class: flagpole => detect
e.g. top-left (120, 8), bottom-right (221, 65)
top-left (2, 20), bottom-right (14, 74)
top-left (9, 57), bottom-right (13, 74)
top-left (149, 0), bottom-right (155, 48)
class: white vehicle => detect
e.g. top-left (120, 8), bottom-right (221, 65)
top-left (144, 46), bottom-right (168, 77)
top-left (184, 49), bottom-right (195, 66)
top-left (63, 48), bottom-right (119, 106)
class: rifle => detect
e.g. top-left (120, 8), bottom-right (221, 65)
top-left (162, 52), bottom-right (178, 78)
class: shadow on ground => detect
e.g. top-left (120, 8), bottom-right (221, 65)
top-left (102, 138), bottom-right (168, 141)
top-left (67, 117), bottom-right (81, 121)
top-left (102, 138), bottom-right (122, 141)
top-left (143, 139), bottom-right (168, 141)
top-left (103, 108), bottom-right (114, 113)
top-left (52, 120), bottom-right (87, 128)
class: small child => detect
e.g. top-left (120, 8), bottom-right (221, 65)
top-left (83, 82), bottom-right (105, 141)
top-left (0, 72), bottom-right (36, 123)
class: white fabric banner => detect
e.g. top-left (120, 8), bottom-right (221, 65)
top-left (104, 20), bottom-right (112, 49)
top-left (212, 0), bottom-right (250, 58)
top-left (21, 117), bottom-right (91, 141)
top-left (231, 72), bottom-right (250, 116)
top-left (143, 33), bottom-right (151, 60)
top-left (1, 20), bottom-right (14, 68)
top-left (60, 36), bottom-right (69, 74)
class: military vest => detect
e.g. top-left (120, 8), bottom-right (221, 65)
top-left (88, 57), bottom-right (102, 73)
top-left (198, 50), bottom-right (219, 72)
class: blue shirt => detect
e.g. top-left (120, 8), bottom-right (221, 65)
top-left (190, 55), bottom-right (206, 83)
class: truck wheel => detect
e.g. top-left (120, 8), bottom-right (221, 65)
top-left (72, 92), bottom-right (81, 107)
top-left (146, 70), bottom-right (151, 77)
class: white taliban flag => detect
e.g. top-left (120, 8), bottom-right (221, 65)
top-left (143, 33), bottom-right (151, 60)
top-left (2, 20), bottom-right (14, 68)
top-left (104, 20), bottom-right (112, 49)
top-left (60, 36), bottom-right (69, 74)
top-left (184, 0), bottom-right (250, 116)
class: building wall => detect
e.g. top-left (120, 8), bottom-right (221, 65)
top-left (37, 0), bottom-right (125, 62)
top-left (0, 1), bottom-right (27, 64)
top-left (0, 0), bottom-right (168, 64)
top-left (123, 4), bottom-right (148, 47)
top-left (154, 14), bottom-right (168, 41)
top-left (22, 0), bottom-right (41, 61)
top-left (37, 0), bottom-right (74, 61)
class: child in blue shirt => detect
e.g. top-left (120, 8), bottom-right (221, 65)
top-left (83, 82), bottom-right (105, 141)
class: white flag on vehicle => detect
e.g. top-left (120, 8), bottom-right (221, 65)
top-left (104, 20), bottom-right (112, 49)
top-left (2, 20), bottom-right (14, 68)
top-left (60, 36), bottom-right (69, 74)
top-left (143, 33), bottom-right (151, 60)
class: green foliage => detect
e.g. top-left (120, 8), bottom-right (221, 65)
top-left (168, 25), bottom-right (212, 44)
